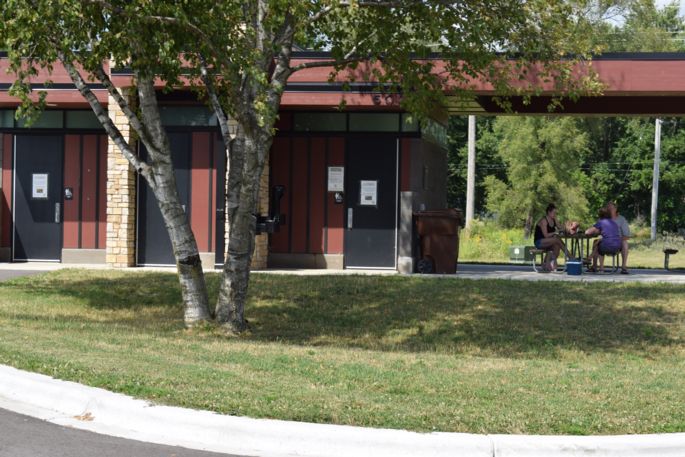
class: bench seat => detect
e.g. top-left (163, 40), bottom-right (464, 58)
top-left (664, 248), bottom-right (679, 270)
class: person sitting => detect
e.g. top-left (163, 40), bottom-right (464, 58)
top-left (606, 201), bottom-right (630, 274)
top-left (585, 206), bottom-right (622, 273)
top-left (534, 203), bottom-right (572, 271)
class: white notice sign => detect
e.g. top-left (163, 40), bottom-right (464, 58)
top-left (32, 173), bottom-right (49, 199)
top-left (359, 180), bottom-right (377, 206)
top-left (327, 166), bottom-right (344, 192)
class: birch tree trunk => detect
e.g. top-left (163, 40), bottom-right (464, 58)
top-left (60, 59), bottom-right (211, 326)
top-left (137, 78), bottom-right (211, 325)
top-left (524, 211), bottom-right (534, 239)
top-left (215, 127), bottom-right (272, 332)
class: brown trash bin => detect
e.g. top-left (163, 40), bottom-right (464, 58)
top-left (414, 208), bottom-right (464, 274)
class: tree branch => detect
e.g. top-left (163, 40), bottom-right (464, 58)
top-left (135, 72), bottom-right (170, 159)
top-left (199, 58), bottom-right (233, 148)
top-left (78, 0), bottom-right (121, 13)
top-left (289, 56), bottom-right (369, 73)
top-left (144, 15), bottom-right (228, 62)
top-left (92, 65), bottom-right (156, 149)
top-left (308, 5), bottom-right (334, 24)
top-left (58, 55), bottom-right (150, 177)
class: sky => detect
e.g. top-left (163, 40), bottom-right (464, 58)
top-left (655, 0), bottom-right (685, 15)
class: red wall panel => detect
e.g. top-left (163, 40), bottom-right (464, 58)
top-left (191, 132), bottom-right (211, 252)
top-left (290, 138), bottom-right (308, 253)
top-left (97, 135), bottom-right (107, 249)
top-left (63, 135), bottom-right (81, 249)
top-left (309, 138), bottom-right (326, 254)
top-left (1, 134), bottom-right (13, 248)
top-left (210, 135), bottom-right (219, 253)
top-left (81, 135), bottom-right (98, 249)
top-left (269, 137), bottom-right (291, 253)
top-left (326, 137), bottom-right (345, 254)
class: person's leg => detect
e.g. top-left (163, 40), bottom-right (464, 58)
top-left (621, 238), bottom-right (629, 271)
top-left (551, 242), bottom-right (561, 270)
top-left (599, 254), bottom-right (605, 272)
top-left (590, 240), bottom-right (600, 270)
top-left (539, 238), bottom-right (559, 271)
top-left (556, 237), bottom-right (571, 258)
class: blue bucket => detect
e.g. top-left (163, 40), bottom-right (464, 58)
top-left (566, 260), bottom-right (582, 276)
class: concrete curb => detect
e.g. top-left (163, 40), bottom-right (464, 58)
top-left (2, 365), bottom-right (685, 456)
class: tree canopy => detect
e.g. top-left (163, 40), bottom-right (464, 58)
top-left (448, 1), bottom-right (685, 235)
top-left (1, 0), bottom-right (606, 330)
top-left (483, 117), bottom-right (590, 233)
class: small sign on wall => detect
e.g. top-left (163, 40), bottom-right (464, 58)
top-left (32, 173), bottom-right (49, 199)
top-left (359, 180), bottom-right (378, 206)
top-left (327, 166), bottom-right (344, 192)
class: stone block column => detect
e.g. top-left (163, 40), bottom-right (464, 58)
top-left (106, 93), bottom-right (137, 267)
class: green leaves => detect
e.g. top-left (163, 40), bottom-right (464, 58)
top-left (1, 0), bottom-right (604, 126)
top-left (483, 117), bottom-right (590, 228)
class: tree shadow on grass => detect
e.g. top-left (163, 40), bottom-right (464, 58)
top-left (0, 270), bottom-right (187, 330)
top-left (244, 275), bottom-right (685, 357)
top-left (2, 271), bottom-right (684, 357)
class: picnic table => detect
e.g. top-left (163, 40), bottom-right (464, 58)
top-left (530, 232), bottom-right (596, 273)
top-left (559, 232), bottom-right (596, 264)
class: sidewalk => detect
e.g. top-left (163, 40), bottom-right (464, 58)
top-left (0, 261), bottom-right (683, 283)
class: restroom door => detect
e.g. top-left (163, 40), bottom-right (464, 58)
top-left (137, 132), bottom-right (191, 265)
top-left (344, 137), bottom-right (398, 269)
top-left (13, 135), bottom-right (64, 261)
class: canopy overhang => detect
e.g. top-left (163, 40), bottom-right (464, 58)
top-left (2, 52), bottom-right (685, 115)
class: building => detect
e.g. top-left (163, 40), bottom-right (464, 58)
top-left (0, 52), bottom-right (449, 272)
top-left (2, 53), bottom-right (685, 271)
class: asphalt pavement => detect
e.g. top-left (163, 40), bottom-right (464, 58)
top-left (0, 408), bottom-right (243, 457)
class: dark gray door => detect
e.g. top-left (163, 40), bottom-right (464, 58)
top-left (214, 134), bottom-right (226, 267)
top-left (13, 135), bottom-right (64, 261)
top-left (344, 136), bottom-right (398, 268)
top-left (137, 132), bottom-right (191, 265)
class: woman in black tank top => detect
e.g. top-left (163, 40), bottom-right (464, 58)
top-left (534, 203), bottom-right (570, 271)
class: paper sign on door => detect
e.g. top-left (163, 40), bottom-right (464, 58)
top-left (359, 180), bottom-right (377, 206)
top-left (32, 173), bottom-right (49, 199)
top-left (327, 166), bottom-right (344, 192)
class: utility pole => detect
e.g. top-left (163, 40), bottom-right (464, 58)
top-left (465, 115), bottom-right (476, 227)
top-left (651, 118), bottom-right (662, 241)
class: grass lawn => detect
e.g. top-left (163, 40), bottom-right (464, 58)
top-left (1, 269), bottom-right (685, 435)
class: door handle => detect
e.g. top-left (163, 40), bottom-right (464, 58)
top-left (347, 208), bottom-right (353, 230)
top-left (54, 203), bottom-right (61, 223)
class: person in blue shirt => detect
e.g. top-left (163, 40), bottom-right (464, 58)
top-left (585, 206), bottom-right (622, 273)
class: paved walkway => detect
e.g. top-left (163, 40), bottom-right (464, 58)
top-left (0, 261), bottom-right (683, 284)
top-left (454, 263), bottom-right (685, 284)
top-left (0, 268), bottom-right (44, 282)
